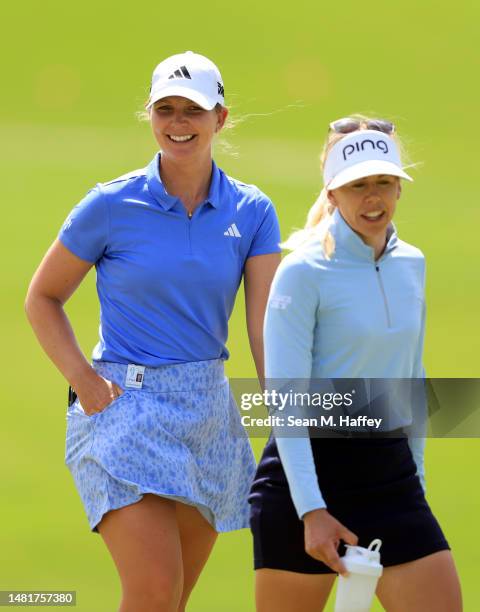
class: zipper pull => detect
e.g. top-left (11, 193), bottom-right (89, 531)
top-left (375, 265), bottom-right (380, 272)
top-left (187, 211), bottom-right (193, 219)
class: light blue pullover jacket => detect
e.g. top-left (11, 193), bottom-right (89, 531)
top-left (265, 208), bottom-right (427, 519)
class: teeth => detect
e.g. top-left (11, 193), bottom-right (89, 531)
top-left (364, 211), bottom-right (383, 219)
top-left (169, 134), bottom-right (194, 142)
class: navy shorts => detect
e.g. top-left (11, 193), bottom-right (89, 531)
top-left (249, 433), bottom-right (450, 574)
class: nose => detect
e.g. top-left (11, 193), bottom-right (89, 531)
top-left (171, 108), bottom-right (189, 123)
top-left (364, 184), bottom-right (381, 201)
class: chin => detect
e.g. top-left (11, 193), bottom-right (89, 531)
top-left (163, 145), bottom-right (198, 159)
top-left (356, 221), bottom-right (390, 240)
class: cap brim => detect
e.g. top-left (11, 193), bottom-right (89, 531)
top-left (147, 84), bottom-right (217, 110)
top-left (327, 160), bottom-right (413, 190)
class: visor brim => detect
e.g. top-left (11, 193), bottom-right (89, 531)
top-left (327, 161), bottom-right (413, 190)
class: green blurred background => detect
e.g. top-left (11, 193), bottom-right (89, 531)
top-left (2, 0), bottom-right (479, 610)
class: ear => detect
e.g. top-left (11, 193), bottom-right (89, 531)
top-left (326, 189), bottom-right (337, 207)
top-left (215, 106), bottom-right (228, 132)
top-left (396, 180), bottom-right (402, 200)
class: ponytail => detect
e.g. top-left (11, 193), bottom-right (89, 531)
top-left (281, 188), bottom-right (336, 259)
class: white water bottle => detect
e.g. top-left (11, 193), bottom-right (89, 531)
top-left (334, 539), bottom-right (383, 612)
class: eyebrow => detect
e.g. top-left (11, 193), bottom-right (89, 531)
top-left (154, 99), bottom-right (200, 107)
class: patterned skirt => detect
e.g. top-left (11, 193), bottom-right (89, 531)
top-left (65, 359), bottom-right (256, 532)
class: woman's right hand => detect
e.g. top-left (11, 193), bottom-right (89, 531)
top-left (74, 372), bottom-right (125, 416)
top-left (303, 508), bottom-right (358, 576)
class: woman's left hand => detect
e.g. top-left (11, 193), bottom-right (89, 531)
top-left (303, 508), bottom-right (358, 576)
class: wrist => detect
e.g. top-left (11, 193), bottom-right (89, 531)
top-left (68, 362), bottom-right (98, 391)
top-left (303, 507), bottom-right (328, 522)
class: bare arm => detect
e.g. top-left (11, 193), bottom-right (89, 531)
top-left (25, 239), bottom-right (123, 413)
top-left (243, 252), bottom-right (281, 388)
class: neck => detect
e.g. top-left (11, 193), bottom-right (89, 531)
top-left (159, 153), bottom-right (213, 212)
top-left (361, 231), bottom-right (388, 260)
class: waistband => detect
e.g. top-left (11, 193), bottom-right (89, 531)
top-left (93, 359), bottom-right (226, 392)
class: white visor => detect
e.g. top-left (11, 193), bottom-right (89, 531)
top-left (147, 51), bottom-right (225, 110)
top-left (323, 130), bottom-right (413, 190)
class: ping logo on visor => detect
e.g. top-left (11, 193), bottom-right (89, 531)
top-left (342, 138), bottom-right (389, 161)
top-left (323, 129), bottom-right (412, 190)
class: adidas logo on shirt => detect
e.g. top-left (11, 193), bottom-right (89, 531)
top-left (168, 66), bottom-right (192, 80)
top-left (224, 223), bottom-right (242, 238)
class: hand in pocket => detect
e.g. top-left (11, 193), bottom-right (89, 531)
top-left (74, 373), bottom-right (125, 416)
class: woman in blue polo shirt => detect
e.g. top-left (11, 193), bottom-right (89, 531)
top-left (249, 118), bottom-right (462, 611)
top-left (25, 51), bottom-right (281, 611)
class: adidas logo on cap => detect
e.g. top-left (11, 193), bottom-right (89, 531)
top-left (168, 65), bottom-right (192, 80)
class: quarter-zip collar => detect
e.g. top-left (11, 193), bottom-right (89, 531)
top-left (329, 207), bottom-right (398, 262)
top-left (146, 152), bottom-right (222, 211)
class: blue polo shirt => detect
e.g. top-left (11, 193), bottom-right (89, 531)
top-left (59, 153), bottom-right (281, 366)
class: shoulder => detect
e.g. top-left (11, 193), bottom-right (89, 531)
top-left (395, 238), bottom-right (424, 258)
top-left (284, 234), bottom-right (332, 268)
top-left (391, 238), bottom-right (426, 288)
top-left (97, 167), bottom-right (148, 196)
top-left (393, 238), bottom-right (425, 265)
top-left (221, 171), bottom-right (276, 211)
top-left (267, 248), bottom-right (322, 310)
top-left (274, 246), bottom-right (321, 285)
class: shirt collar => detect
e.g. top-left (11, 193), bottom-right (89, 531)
top-left (330, 207), bottom-right (398, 262)
top-left (146, 152), bottom-right (222, 211)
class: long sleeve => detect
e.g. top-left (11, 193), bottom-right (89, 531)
top-left (264, 254), bottom-right (327, 518)
top-left (407, 435), bottom-right (426, 493)
top-left (407, 263), bottom-right (427, 493)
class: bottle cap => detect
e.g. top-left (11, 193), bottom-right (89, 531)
top-left (343, 539), bottom-right (383, 577)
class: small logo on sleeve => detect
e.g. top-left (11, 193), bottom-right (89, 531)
top-left (269, 295), bottom-right (292, 310)
top-left (224, 223), bottom-right (242, 238)
top-left (62, 217), bottom-right (73, 232)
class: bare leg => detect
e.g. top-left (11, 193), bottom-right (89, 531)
top-left (376, 550), bottom-right (462, 612)
top-left (255, 569), bottom-right (336, 612)
top-left (175, 502), bottom-right (218, 612)
top-left (97, 494), bottom-right (183, 612)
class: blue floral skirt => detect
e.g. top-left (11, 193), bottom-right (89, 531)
top-left (65, 359), bottom-right (256, 533)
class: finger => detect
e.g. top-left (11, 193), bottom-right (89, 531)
top-left (339, 526), bottom-right (358, 546)
top-left (105, 379), bottom-right (121, 400)
top-left (112, 383), bottom-right (124, 397)
top-left (325, 544), bottom-right (349, 577)
top-left (336, 559), bottom-right (349, 578)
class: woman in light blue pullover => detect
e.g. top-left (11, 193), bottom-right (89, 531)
top-left (249, 117), bottom-right (462, 611)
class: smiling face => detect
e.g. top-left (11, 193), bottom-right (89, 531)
top-left (150, 96), bottom-right (228, 163)
top-left (327, 174), bottom-right (402, 253)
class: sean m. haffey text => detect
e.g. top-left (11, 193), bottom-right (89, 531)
top-left (240, 389), bottom-right (384, 430)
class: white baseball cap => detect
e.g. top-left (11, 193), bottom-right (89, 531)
top-left (147, 51), bottom-right (225, 110)
top-left (323, 130), bottom-right (413, 190)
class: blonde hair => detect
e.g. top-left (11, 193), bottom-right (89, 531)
top-left (281, 114), bottom-right (407, 259)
